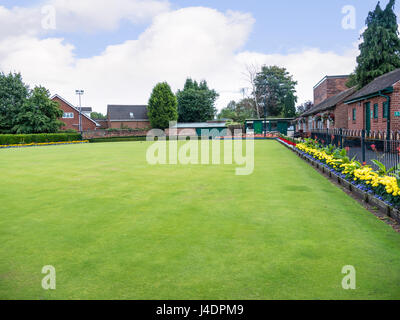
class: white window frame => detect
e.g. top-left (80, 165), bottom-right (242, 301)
top-left (63, 112), bottom-right (74, 119)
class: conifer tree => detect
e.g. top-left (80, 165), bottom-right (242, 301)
top-left (348, 0), bottom-right (400, 88)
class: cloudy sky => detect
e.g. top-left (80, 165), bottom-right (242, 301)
top-left (0, 0), bottom-right (394, 113)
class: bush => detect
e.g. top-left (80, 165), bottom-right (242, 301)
top-left (0, 133), bottom-right (82, 145)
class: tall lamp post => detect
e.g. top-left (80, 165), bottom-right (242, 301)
top-left (263, 97), bottom-right (268, 138)
top-left (75, 90), bottom-right (84, 133)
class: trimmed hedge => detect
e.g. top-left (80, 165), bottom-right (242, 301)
top-left (0, 133), bottom-right (82, 145)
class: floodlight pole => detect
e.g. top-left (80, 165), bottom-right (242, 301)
top-left (76, 90), bottom-right (84, 133)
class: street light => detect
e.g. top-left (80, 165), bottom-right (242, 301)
top-left (75, 90), bottom-right (84, 133)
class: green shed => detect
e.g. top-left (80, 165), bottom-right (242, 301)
top-left (174, 122), bottom-right (228, 138)
top-left (245, 118), bottom-right (294, 135)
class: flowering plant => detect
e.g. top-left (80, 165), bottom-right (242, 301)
top-left (296, 142), bottom-right (400, 208)
top-left (0, 140), bottom-right (89, 149)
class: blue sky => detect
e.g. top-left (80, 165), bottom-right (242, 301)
top-left (0, 0), bottom-right (396, 112)
top-left (2, 0), bottom-right (390, 57)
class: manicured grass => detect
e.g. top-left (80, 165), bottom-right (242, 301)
top-left (1, 140), bottom-right (400, 300)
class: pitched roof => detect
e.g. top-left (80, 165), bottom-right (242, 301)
top-left (107, 105), bottom-right (148, 121)
top-left (51, 94), bottom-right (100, 126)
top-left (302, 87), bottom-right (357, 117)
top-left (345, 68), bottom-right (400, 103)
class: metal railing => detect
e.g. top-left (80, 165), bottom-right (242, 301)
top-left (309, 129), bottom-right (400, 171)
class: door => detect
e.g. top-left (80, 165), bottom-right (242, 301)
top-left (365, 102), bottom-right (371, 132)
top-left (277, 121), bottom-right (288, 135)
top-left (254, 121), bottom-right (263, 134)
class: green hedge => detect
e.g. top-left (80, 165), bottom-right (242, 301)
top-left (0, 133), bottom-right (82, 145)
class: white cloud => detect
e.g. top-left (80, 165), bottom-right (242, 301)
top-left (48, 0), bottom-right (171, 32)
top-left (0, 0), bottom-right (170, 39)
top-left (0, 5), bottom-right (358, 114)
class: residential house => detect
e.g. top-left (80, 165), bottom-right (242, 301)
top-left (344, 68), bottom-right (400, 132)
top-left (77, 107), bottom-right (92, 118)
top-left (52, 94), bottom-right (99, 131)
top-left (107, 105), bottom-right (150, 129)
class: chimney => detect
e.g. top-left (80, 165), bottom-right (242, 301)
top-left (313, 75), bottom-right (349, 105)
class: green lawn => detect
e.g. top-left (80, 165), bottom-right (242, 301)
top-left (1, 140), bottom-right (400, 300)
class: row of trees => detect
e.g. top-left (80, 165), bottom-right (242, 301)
top-left (218, 65), bottom-right (298, 123)
top-left (147, 78), bottom-right (219, 129)
top-left (0, 73), bottom-right (63, 134)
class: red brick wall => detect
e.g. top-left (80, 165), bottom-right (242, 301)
top-left (347, 82), bottom-right (400, 131)
top-left (108, 121), bottom-right (151, 129)
top-left (314, 77), bottom-right (349, 105)
top-left (334, 102), bottom-right (349, 129)
top-left (53, 96), bottom-right (97, 131)
top-left (314, 80), bottom-right (328, 106)
top-left (83, 129), bottom-right (149, 139)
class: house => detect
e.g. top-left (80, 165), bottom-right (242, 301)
top-left (107, 105), bottom-right (150, 129)
top-left (344, 68), bottom-right (400, 132)
top-left (299, 87), bottom-right (356, 131)
top-left (245, 118), bottom-right (294, 136)
top-left (52, 95), bottom-right (99, 131)
top-left (77, 107), bottom-right (92, 118)
top-left (296, 75), bottom-right (353, 132)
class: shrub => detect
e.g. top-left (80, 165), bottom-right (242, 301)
top-left (0, 133), bottom-right (82, 145)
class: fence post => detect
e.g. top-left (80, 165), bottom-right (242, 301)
top-left (339, 128), bottom-right (343, 148)
top-left (361, 129), bottom-right (366, 163)
top-left (326, 129), bottom-right (329, 146)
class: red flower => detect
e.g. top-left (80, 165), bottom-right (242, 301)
top-left (371, 144), bottom-right (376, 151)
top-left (363, 162), bottom-right (367, 166)
top-left (345, 147), bottom-right (350, 152)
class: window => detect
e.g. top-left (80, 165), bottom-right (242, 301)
top-left (383, 102), bottom-right (389, 119)
top-left (63, 112), bottom-right (74, 119)
top-left (352, 108), bottom-right (356, 121)
top-left (129, 112), bottom-right (134, 119)
top-left (373, 104), bottom-right (378, 119)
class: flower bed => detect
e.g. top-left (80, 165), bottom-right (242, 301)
top-left (277, 137), bottom-right (297, 147)
top-left (0, 140), bottom-right (89, 149)
top-left (295, 140), bottom-right (400, 213)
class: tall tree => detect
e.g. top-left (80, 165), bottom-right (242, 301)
top-left (283, 92), bottom-right (297, 118)
top-left (147, 82), bottom-right (178, 130)
top-left (243, 64), bottom-right (263, 119)
top-left (218, 98), bottom-right (255, 124)
top-left (296, 101), bottom-right (314, 115)
top-left (0, 72), bottom-right (29, 133)
top-left (12, 86), bottom-right (63, 134)
top-left (348, 0), bottom-right (400, 88)
top-left (254, 66), bottom-right (297, 117)
top-left (177, 78), bottom-right (218, 122)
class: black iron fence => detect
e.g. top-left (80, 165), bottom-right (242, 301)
top-left (310, 129), bottom-right (400, 171)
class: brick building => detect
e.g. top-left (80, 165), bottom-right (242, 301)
top-left (344, 68), bottom-right (400, 132)
top-left (296, 75), bottom-right (354, 132)
top-left (107, 105), bottom-right (151, 129)
top-left (52, 95), bottom-right (99, 131)
top-left (313, 75), bottom-right (350, 106)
